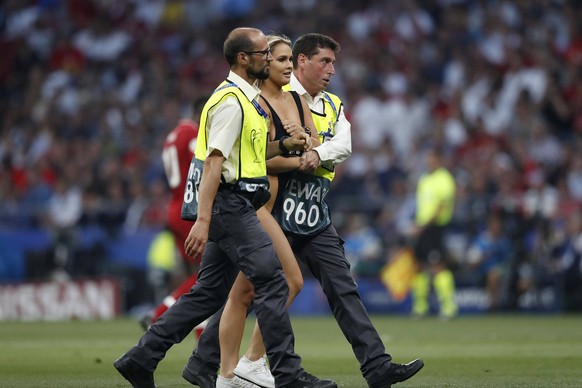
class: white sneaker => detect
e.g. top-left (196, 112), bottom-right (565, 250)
top-left (216, 375), bottom-right (260, 388)
top-left (233, 356), bottom-right (275, 388)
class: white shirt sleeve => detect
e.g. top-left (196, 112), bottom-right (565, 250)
top-left (313, 107), bottom-right (352, 165)
top-left (206, 95), bottom-right (242, 159)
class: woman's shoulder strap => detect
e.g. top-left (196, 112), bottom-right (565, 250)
top-left (289, 90), bottom-right (305, 126)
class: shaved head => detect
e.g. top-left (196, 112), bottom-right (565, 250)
top-left (224, 27), bottom-right (265, 66)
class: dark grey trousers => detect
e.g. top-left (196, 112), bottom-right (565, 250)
top-left (125, 188), bottom-right (302, 386)
top-left (193, 224), bottom-right (392, 381)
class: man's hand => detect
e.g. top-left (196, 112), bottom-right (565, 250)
top-left (299, 150), bottom-right (320, 173)
top-left (184, 220), bottom-right (210, 262)
top-left (268, 131), bottom-right (310, 159)
top-left (283, 131), bottom-right (310, 152)
top-left (281, 120), bottom-right (313, 150)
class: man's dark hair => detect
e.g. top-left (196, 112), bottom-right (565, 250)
top-left (223, 28), bottom-right (258, 66)
top-left (292, 33), bottom-right (340, 67)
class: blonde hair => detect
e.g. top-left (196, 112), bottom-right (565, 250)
top-left (267, 34), bottom-right (291, 50)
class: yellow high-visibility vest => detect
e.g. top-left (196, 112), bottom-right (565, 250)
top-left (196, 81), bottom-right (269, 183)
top-left (416, 167), bottom-right (455, 226)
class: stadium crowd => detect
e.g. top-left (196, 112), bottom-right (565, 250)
top-left (1, 0), bottom-right (581, 311)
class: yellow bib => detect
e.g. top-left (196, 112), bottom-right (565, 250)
top-left (196, 81), bottom-right (269, 181)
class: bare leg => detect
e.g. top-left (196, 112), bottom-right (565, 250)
top-left (219, 273), bottom-right (255, 378)
top-left (219, 206), bottom-right (303, 378)
top-left (245, 208), bottom-right (303, 361)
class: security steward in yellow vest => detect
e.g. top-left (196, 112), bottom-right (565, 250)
top-left (411, 147), bottom-right (457, 319)
top-left (113, 28), bottom-right (324, 388)
top-left (277, 33), bottom-right (424, 387)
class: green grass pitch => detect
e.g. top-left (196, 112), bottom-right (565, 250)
top-left (0, 314), bottom-right (581, 387)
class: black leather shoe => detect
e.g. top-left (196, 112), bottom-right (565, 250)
top-left (182, 354), bottom-right (217, 388)
top-left (113, 353), bottom-right (156, 388)
top-left (368, 358), bottom-right (424, 388)
top-left (282, 371), bottom-right (338, 388)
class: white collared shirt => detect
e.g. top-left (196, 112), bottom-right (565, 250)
top-left (206, 71), bottom-right (261, 183)
top-left (289, 73), bottom-right (352, 165)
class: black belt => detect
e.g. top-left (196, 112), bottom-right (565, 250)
top-left (219, 183), bottom-right (271, 210)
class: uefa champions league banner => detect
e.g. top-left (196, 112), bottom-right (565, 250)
top-left (0, 279), bottom-right (120, 321)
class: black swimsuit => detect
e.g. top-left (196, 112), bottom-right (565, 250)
top-left (260, 91), bottom-right (305, 142)
top-left (260, 90), bottom-right (306, 207)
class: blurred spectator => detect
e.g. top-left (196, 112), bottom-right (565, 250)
top-left (525, 119), bottom-right (562, 172)
top-left (97, 177), bottom-right (127, 235)
top-left (539, 71), bottom-right (572, 141)
top-left (123, 177), bottom-right (169, 233)
top-left (547, 211), bottom-right (582, 311)
top-left (508, 90), bottom-right (543, 141)
top-left (72, 12), bottom-right (131, 62)
top-left (342, 213), bottom-right (383, 277)
top-left (522, 168), bottom-right (558, 243)
top-left (43, 174), bottom-right (82, 280)
top-left (566, 154), bottom-right (582, 201)
top-left (453, 169), bottom-right (493, 239)
top-left (465, 213), bottom-right (513, 310)
top-left (351, 82), bottom-right (387, 150)
top-left (372, 138), bottom-right (407, 195)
